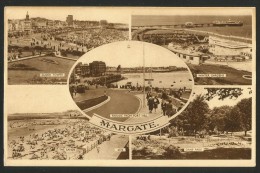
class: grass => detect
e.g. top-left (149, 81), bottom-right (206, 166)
top-left (86, 89), bottom-right (140, 122)
top-left (132, 135), bottom-right (251, 160)
top-left (132, 148), bottom-right (251, 160)
top-left (188, 64), bottom-right (252, 85)
top-left (8, 56), bottom-right (75, 84)
top-left (182, 148), bottom-right (251, 159)
top-left (76, 95), bottom-right (108, 110)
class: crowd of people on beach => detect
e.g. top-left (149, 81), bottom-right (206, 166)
top-left (55, 28), bottom-right (128, 49)
top-left (8, 27), bottom-right (128, 64)
top-left (8, 119), bottom-right (112, 160)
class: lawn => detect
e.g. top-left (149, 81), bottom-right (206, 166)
top-left (182, 148), bottom-right (251, 159)
top-left (188, 64), bottom-right (252, 85)
top-left (132, 134), bottom-right (251, 160)
top-left (8, 56), bottom-right (76, 84)
top-left (85, 89), bottom-right (140, 122)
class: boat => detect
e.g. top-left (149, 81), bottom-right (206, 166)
top-left (185, 22), bottom-right (194, 28)
top-left (213, 19), bottom-right (243, 27)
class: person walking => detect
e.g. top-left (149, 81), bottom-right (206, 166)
top-left (146, 91), bottom-right (152, 101)
top-left (161, 100), bottom-right (167, 116)
top-left (166, 100), bottom-right (174, 118)
top-left (147, 96), bottom-right (154, 113)
top-left (153, 96), bottom-right (160, 113)
top-left (162, 90), bottom-right (168, 100)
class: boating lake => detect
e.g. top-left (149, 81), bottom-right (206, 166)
top-left (114, 71), bottom-right (193, 89)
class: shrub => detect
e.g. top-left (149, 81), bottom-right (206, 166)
top-left (164, 145), bottom-right (182, 159)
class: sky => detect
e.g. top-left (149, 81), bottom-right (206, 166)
top-left (131, 7), bottom-right (253, 16)
top-left (5, 7), bottom-right (253, 23)
top-left (5, 7), bottom-right (130, 24)
top-left (79, 41), bottom-right (188, 68)
top-left (192, 86), bottom-right (252, 109)
top-left (6, 85), bottom-right (77, 114)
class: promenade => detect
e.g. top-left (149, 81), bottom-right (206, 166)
top-left (8, 54), bottom-right (46, 63)
top-left (83, 135), bottom-right (129, 160)
top-left (125, 94), bottom-right (168, 123)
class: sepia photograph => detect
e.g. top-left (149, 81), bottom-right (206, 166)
top-left (6, 86), bottom-right (129, 161)
top-left (132, 12), bottom-right (253, 85)
top-left (68, 41), bottom-right (193, 124)
top-left (131, 86), bottom-right (253, 160)
top-left (6, 7), bottom-right (129, 85)
top-left (3, 7), bottom-right (255, 167)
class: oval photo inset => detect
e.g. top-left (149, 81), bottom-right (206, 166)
top-left (68, 41), bottom-right (194, 127)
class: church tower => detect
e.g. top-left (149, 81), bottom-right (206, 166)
top-left (26, 11), bottom-right (29, 20)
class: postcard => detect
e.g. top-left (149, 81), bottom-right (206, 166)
top-left (4, 7), bottom-right (256, 167)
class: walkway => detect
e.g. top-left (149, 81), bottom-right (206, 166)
top-left (55, 55), bottom-right (77, 61)
top-left (125, 94), bottom-right (168, 123)
top-left (8, 54), bottom-right (46, 63)
top-left (83, 135), bottom-right (129, 160)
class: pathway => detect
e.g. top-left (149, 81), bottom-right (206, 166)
top-left (125, 94), bottom-right (168, 123)
top-left (8, 54), bottom-right (46, 63)
top-left (83, 135), bottom-right (129, 160)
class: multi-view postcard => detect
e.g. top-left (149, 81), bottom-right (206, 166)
top-left (4, 7), bottom-right (255, 167)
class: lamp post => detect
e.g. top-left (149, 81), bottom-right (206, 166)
top-left (143, 42), bottom-right (146, 108)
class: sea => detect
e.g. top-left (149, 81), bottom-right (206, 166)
top-left (132, 15), bottom-right (252, 26)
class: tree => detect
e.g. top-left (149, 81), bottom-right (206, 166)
top-left (208, 106), bottom-right (232, 133)
top-left (172, 95), bottom-right (210, 134)
top-left (235, 98), bottom-right (252, 136)
top-left (225, 106), bottom-right (242, 135)
top-left (204, 88), bottom-right (243, 101)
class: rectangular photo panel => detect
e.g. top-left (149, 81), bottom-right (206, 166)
top-left (6, 7), bottom-right (129, 85)
top-left (5, 86), bottom-right (129, 165)
top-left (131, 86), bottom-right (254, 160)
top-left (131, 8), bottom-right (255, 85)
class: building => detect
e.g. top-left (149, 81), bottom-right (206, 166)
top-left (168, 43), bottom-right (207, 65)
top-left (89, 61), bottom-right (106, 76)
top-left (47, 20), bottom-right (54, 28)
top-left (66, 15), bottom-right (73, 26)
top-left (209, 36), bottom-right (252, 60)
top-left (74, 62), bottom-right (90, 77)
top-left (8, 21), bottom-right (15, 32)
top-left (81, 63), bottom-right (90, 76)
top-left (23, 12), bottom-right (32, 34)
top-left (32, 21), bottom-right (47, 29)
top-left (74, 62), bottom-right (82, 76)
